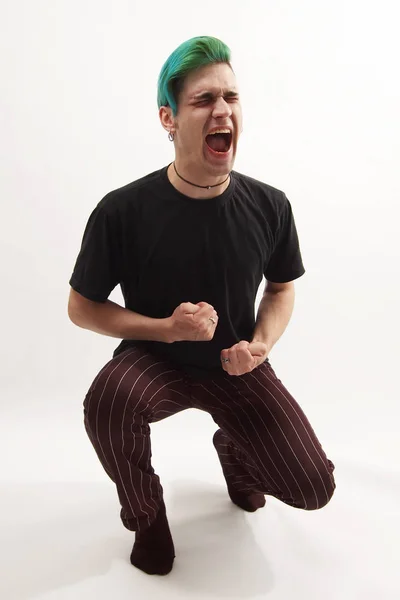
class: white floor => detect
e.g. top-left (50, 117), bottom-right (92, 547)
top-left (1, 392), bottom-right (399, 600)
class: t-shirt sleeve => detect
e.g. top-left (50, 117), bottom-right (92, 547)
top-left (69, 198), bottom-right (122, 302)
top-left (264, 194), bottom-right (306, 283)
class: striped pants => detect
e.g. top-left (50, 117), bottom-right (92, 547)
top-left (83, 345), bottom-right (336, 532)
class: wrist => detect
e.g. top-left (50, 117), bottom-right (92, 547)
top-left (161, 317), bottom-right (176, 344)
top-left (251, 336), bottom-right (273, 352)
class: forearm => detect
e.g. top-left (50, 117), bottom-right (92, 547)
top-left (251, 288), bottom-right (295, 353)
top-left (68, 293), bottom-right (172, 343)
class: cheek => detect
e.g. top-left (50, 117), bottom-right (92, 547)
top-left (234, 109), bottom-right (243, 133)
top-left (181, 125), bottom-right (203, 147)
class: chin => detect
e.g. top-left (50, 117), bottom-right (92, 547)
top-left (203, 151), bottom-right (236, 175)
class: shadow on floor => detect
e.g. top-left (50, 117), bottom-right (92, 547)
top-left (0, 479), bottom-right (274, 599)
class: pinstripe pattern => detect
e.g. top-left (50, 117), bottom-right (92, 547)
top-left (83, 345), bottom-right (335, 531)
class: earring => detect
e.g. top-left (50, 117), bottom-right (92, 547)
top-left (168, 131), bottom-right (174, 142)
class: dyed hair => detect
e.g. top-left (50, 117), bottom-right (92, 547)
top-left (157, 36), bottom-right (232, 116)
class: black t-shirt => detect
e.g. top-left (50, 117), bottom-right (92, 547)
top-left (70, 165), bottom-right (305, 378)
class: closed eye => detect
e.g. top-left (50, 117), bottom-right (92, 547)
top-left (195, 95), bottom-right (239, 105)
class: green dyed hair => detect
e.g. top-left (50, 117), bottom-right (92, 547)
top-left (157, 36), bottom-right (232, 116)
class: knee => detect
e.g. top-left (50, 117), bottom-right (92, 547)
top-left (83, 379), bottom-right (121, 436)
top-left (300, 470), bottom-right (336, 511)
top-left (83, 386), bottom-right (104, 431)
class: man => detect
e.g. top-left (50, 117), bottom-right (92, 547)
top-left (68, 36), bottom-right (336, 576)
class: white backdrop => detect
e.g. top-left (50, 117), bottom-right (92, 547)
top-left (1, 1), bottom-right (399, 599)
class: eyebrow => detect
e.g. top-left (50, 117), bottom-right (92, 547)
top-left (191, 89), bottom-right (239, 101)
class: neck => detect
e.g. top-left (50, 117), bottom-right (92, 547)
top-left (167, 162), bottom-right (231, 200)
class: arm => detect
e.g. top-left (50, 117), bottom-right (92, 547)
top-left (251, 280), bottom-right (295, 354)
top-left (68, 288), bottom-right (172, 343)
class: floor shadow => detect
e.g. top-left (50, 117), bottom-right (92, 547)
top-left (0, 482), bottom-right (130, 600)
top-left (0, 479), bottom-right (274, 599)
top-left (163, 479), bottom-right (274, 598)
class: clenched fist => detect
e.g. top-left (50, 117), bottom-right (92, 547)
top-left (167, 301), bottom-right (218, 343)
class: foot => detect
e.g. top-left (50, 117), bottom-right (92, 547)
top-left (227, 485), bottom-right (266, 512)
top-left (130, 501), bottom-right (175, 575)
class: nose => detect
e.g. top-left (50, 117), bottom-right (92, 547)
top-left (212, 96), bottom-right (232, 119)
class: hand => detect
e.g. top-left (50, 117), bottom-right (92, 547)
top-left (167, 301), bottom-right (219, 342)
top-left (220, 340), bottom-right (269, 376)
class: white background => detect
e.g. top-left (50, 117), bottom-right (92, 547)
top-left (1, 1), bottom-right (399, 599)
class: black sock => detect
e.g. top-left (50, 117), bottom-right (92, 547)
top-left (130, 501), bottom-right (175, 576)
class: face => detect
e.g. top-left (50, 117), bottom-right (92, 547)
top-left (160, 62), bottom-right (243, 179)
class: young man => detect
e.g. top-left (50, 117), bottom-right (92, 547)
top-left (68, 36), bottom-right (336, 576)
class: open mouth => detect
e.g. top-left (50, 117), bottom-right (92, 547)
top-left (205, 130), bottom-right (232, 154)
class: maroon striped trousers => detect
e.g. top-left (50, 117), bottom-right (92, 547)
top-left (83, 345), bottom-right (336, 531)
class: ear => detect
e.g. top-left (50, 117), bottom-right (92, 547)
top-left (159, 106), bottom-right (175, 133)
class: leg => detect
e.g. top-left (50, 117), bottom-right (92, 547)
top-left (213, 428), bottom-right (266, 511)
top-left (192, 359), bottom-right (336, 511)
top-left (83, 345), bottom-right (192, 574)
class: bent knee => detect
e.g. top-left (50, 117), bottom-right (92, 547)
top-left (83, 382), bottom-right (123, 434)
top-left (300, 473), bottom-right (336, 511)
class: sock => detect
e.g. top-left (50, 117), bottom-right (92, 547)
top-left (130, 501), bottom-right (175, 576)
top-left (227, 485), bottom-right (266, 512)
